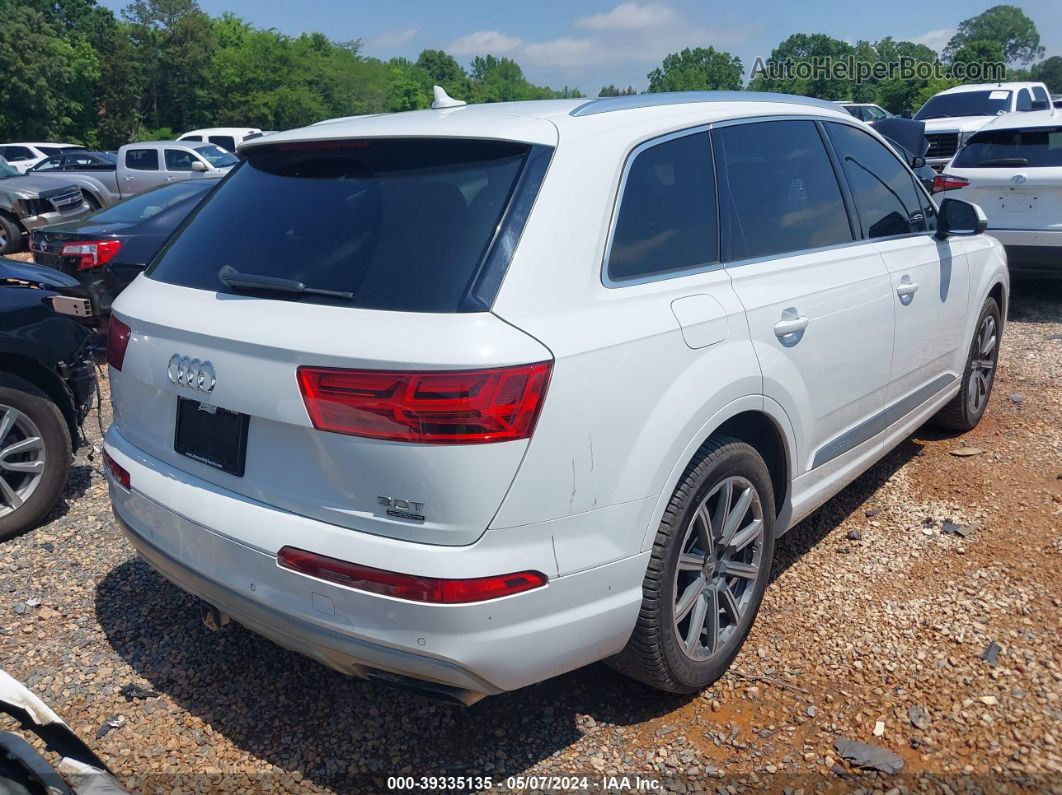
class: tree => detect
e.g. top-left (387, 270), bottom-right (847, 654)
top-left (1032, 55), bottom-right (1062, 93)
top-left (748, 34), bottom-right (853, 99)
top-left (647, 47), bottom-right (743, 93)
top-left (0, 1), bottom-right (100, 143)
top-left (870, 37), bottom-right (941, 114)
top-left (949, 39), bottom-right (1007, 79)
top-left (599, 84), bottom-right (637, 96)
top-left (943, 5), bottom-right (1044, 65)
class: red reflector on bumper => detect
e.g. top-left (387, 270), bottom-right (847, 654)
top-left (103, 449), bottom-right (130, 489)
top-left (277, 546), bottom-right (547, 604)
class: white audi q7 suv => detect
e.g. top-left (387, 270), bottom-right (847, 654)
top-left (104, 91), bottom-right (1008, 704)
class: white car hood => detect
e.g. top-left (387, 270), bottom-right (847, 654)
top-left (921, 116), bottom-right (999, 135)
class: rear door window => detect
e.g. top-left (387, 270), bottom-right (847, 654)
top-left (208, 135), bottom-right (237, 151)
top-left (3, 147), bottom-right (33, 162)
top-left (953, 127), bottom-right (1062, 168)
top-left (126, 149), bottom-right (159, 171)
top-left (148, 138), bottom-right (536, 313)
top-left (826, 122), bottom-right (929, 238)
top-left (713, 119), bottom-right (853, 260)
top-left (1032, 86), bottom-right (1050, 109)
top-left (606, 132), bottom-right (718, 282)
top-left (1017, 89), bottom-right (1033, 111)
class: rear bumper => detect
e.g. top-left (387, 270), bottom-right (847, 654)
top-left (104, 429), bottom-right (647, 700)
top-left (989, 230), bottom-right (1062, 277)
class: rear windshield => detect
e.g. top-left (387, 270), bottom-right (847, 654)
top-left (148, 138), bottom-right (532, 312)
top-left (915, 91), bottom-right (1010, 120)
top-left (89, 181), bottom-right (213, 224)
top-left (954, 127), bottom-right (1062, 168)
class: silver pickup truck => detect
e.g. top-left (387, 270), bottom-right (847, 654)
top-left (28, 141), bottom-right (237, 209)
top-left (0, 157), bottom-right (91, 254)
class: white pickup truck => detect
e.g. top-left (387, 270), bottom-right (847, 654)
top-left (29, 141), bottom-right (237, 209)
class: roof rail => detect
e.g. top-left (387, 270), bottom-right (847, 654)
top-left (570, 90), bottom-right (844, 117)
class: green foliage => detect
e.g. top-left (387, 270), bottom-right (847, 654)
top-left (599, 85), bottom-right (638, 96)
top-left (748, 33), bottom-right (854, 99)
top-left (949, 39), bottom-right (1007, 77)
top-left (944, 5), bottom-right (1044, 65)
top-left (647, 47), bottom-right (743, 92)
top-left (0, 0), bottom-right (579, 148)
top-left (1031, 56), bottom-right (1062, 93)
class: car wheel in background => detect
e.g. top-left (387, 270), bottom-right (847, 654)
top-left (0, 215), bottom-right (21, 255)
top-left (0, 375), bottom-right (72, 540)
top-left (609, 436), bottom-right (776, 693)
top-left (935, 296), bottom-right (1001, 431)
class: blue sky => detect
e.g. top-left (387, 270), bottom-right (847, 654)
top-left (97, 0), bottom-right (1061, 93)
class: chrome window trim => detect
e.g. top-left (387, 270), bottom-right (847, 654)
top-left (600, 112), bottom-right (939, 288)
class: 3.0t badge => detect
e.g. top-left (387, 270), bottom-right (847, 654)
top-left (168, 354), bottom-right (216, 393)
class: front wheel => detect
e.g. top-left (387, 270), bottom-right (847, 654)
top-left (935, 297), bottom-right (1001, 431)
top-left (608, 437), bottom-right (775, 693)
top-left (0, 215), bottom-right (21, 255)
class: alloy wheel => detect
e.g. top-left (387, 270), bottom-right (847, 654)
top-left (0, 404), bottom-right (47, 517)
top-left (967, 314), bottom-right (998, 416)
top-left (673, 475), bottom-right (765, 661)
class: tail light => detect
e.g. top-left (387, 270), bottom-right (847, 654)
top-left (107, 316), bottom-right (131, 371)
top-left (278, 546), bottom-right (547, 603)
top-left (296, 362), bottom-right (552, 444)
top-left (103, 449), bottom-right (130, 489)
top-left (60, 240), bottom-right (122, 271)
top-left (932, 174), bottom-right (970, 193)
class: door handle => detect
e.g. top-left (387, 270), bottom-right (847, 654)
top-left (896, 277), bottom-right (919, 303)
top-left (773, 314), bottom-right (809, 339)
top-left (122, 176), bottom-right (133, 181)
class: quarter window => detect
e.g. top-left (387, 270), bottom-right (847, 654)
top-left (713, 120), bottom-right (853, 260)
top-left (607, 132), bottom-right (718, 282)
top-left (126, 149), bottom-right (159, 171)
top-left (826, 122), bottom-right (929, 238)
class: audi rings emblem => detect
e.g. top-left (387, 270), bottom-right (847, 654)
top-left (167, 354), bottom-right (216, 393)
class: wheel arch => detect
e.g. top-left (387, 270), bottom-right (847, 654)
top-left (640, 396), bottom-right (796, 552)
top-left (0, 356), bottom-right (77, 444)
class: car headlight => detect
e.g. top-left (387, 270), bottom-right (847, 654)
top-left (17, 197), bottom-right (50, 217)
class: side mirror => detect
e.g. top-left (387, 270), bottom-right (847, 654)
top-left (911, 155), bottom-right (927, 169)
top-left (1030, 99), bottom-right (1049, 110)
top-left (190, 160), bottom-right (208, 172)
top-left (936, 197), bottom-right (988, 239)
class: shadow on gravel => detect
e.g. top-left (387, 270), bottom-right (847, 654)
top-left (1008, 277), bottom-right (1062, 323)
top-left (30, 463), bottom-right (95, 533)
top-left (95, 557), bottom-right (689, 791)
top-left (92, 436), bottom-right (935, 790)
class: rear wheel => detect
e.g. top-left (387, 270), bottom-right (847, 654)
top-left (609, 437), bottom-right (775, 693)
top-left (0, 214), bottom-right (21, 255)
top-left (84, 193), bottom-right (100, 211)
top-left (0, 376), bottom-right (72, 540)
top-left (935, 297), bottom-right (1001, 431)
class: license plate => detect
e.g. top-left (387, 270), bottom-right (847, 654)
top-left (174, 397), bottom-right (249, 476)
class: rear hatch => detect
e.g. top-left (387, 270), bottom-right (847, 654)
top-left (944, 124), bottom-right (1062, 230)
top-left (109, 135), bottom-right (554, 546)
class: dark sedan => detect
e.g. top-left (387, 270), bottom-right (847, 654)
top-left (30, 179), bottom-right (216, 325)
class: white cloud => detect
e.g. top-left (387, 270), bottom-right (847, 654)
top-left (911, 27), bottom-right (954, 53)
top-left (575, 2), bottom-right (678, 31)
top-left (363, 27), bottom-right (418, 51)
top-left (446, 4), bottom-right (755, 69)
top-left (448, 30), bottom-right (524, 56)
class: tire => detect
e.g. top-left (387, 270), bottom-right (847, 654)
top-left (84, 193), bottom-right (100, 211)
top-left (0, 214), bottom-right (21, 255)
top-left (935, 297), bottom-right (1001, 432)
top-left (608, 436), bottom-right (776, 693)
top-left (0, 375), bottom-right (72, 541)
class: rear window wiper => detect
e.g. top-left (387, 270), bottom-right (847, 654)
top-left (217, 265), bottom-right (354, 300)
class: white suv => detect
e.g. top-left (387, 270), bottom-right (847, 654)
top-left (936, 108), bottom-right (1062, 278)
top-left (103, 91), bottom-right (1009, 704)
top-left (916, 81), bottom-right (1053, 170)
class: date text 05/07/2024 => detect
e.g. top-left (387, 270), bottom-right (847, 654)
top-left (387, 775), bottom-right (663, 791)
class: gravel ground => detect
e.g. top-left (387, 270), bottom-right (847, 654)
top-left (1, 265), bottom-right (1059, 793)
